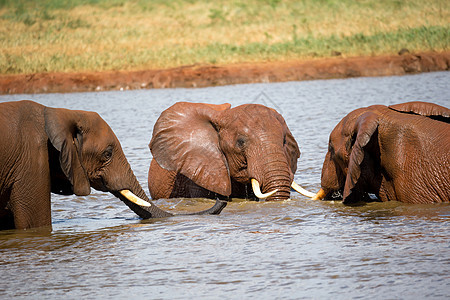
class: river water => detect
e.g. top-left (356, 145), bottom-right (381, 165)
top-left (0, 72), bottom-right (449, 299)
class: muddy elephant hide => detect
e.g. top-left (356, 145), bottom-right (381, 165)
top-left (315, 101), bottom-right (449, 204)
top-left (148, 102), bottom-right (312, 201)
top-left (0, 101), bottom-right (226, 230)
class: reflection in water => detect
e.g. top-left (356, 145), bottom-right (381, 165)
top-left (0, 72), bottom-right (449, 298)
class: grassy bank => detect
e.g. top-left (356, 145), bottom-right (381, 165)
top-left (0, 0), bottom-right (449, 74)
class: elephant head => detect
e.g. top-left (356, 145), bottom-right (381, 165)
top-left (312, 101), bottom-right (450, 204)
top-left (44, 106), bottom-right (226, 219)
top-left (149, 102), bottom-right (314, 201)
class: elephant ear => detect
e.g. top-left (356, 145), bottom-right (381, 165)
top-left (271, 109), bottom-right (300, 174)
top-left (284, 127), bottom-right (300, 174)
top-left (389, 101), bottom-right (450, 123)
top-left (44, 107), bottom-right (91, 196)
top-left (343, 111), bottom-right (379, 203)
top-left (149, 102), bottom-right (232, 196)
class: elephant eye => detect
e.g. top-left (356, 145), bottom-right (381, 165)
top-left (102, 147), bottom-right (113, 161)
top-left (236, 137), bottom-right (246, 148)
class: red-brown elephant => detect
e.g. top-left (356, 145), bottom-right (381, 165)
top-left (312, 101), bottom-right (449, 204)
top-left (0, 101), bottom-right (226, 230)
top-left (148, 102), bottom-right (314, 201)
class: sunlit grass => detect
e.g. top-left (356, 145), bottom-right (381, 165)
top-left (0, 0), bottom-right (449, 74)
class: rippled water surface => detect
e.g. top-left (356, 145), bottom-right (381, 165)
top-left (1, 72), bottom-right (449, 299)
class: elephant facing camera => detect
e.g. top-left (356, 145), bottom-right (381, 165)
top-left (148, 102), bottom-right (315, 202)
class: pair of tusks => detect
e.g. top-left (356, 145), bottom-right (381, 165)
top-left (121, 184), bottom-right (324, 205)
top-left (250, 178), bottom-right (317, 200)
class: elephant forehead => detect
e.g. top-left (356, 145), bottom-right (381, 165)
top-left (83, 121), bottom-right (115, 143)
top-left (226, 111), bottom-right (282, 133)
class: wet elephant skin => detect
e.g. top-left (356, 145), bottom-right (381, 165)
top-left (317, 101), bottom-right (449, 204)
top-left (148, 102), bottom-right (301, 201)
top-left (0, 101), bottom-right (226, 230)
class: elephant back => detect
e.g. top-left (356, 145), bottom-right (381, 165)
top-left (389, 101), bottom-right (450, 123)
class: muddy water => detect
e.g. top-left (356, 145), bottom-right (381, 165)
top-left (1, 72), bottom-right (449, 299)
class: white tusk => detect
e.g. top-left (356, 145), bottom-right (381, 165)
top-left (251, 179), bottom-right (278, 200)
top-left (119, 190), bottom-right (151, 207)
top-left (291, 181), bottom-right (316, 198)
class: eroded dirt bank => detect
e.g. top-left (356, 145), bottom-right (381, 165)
top-left (1, 51), bottom-right (449, 95)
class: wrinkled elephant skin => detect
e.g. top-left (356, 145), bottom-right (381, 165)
top-left (0, 101), bottom-right (226, 230)
top-left (148, 102), bottom-right (307, 201)
top-left (316, 101), bottom-right (449, 204)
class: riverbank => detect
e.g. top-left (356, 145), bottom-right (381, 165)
top-left (1, 51), bottom-right (448, 94)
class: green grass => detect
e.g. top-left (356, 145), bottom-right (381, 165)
top-left (0, 0), bottom-right (449, 74)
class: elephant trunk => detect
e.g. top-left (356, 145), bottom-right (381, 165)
top-left (261, 166), bottom-right (292, 201)
top-left (113, 166), bottom-right (174, 218)
top-left (113, 161), bottom-right (227, 218)
top-left (248, 149), bottom-right (292, 201)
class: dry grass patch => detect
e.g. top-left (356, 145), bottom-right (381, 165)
top-left (0, 0), bottom-right (449, 74)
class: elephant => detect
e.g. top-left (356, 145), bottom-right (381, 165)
top-left (0, 100), bottom-right (227, 230)
top-left (311, 101), bottom-right (449, 204)
top-left (148, 102), bottom-right (315, 201)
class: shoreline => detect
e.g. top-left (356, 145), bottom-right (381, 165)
top-left (1, 51), bottom-right (449, 95)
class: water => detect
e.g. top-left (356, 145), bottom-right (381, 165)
top-left (1, 72), bottom-right (449, 299)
